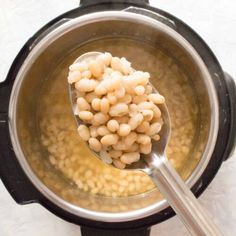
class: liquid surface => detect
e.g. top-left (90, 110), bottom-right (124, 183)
top-left (38, 38), bottom-right (198, 197)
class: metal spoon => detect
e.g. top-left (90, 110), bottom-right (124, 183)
top-left (69, 52), bottom-right (222, 236)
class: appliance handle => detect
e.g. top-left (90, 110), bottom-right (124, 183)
top-left (0, 82), bottom-right (43, 204)
top-left (81, 226), bottom-right (151, 236)
top-left (80, 0), bottom-right (149, 7)
top-left (223, 72), bottom-right (236, 160)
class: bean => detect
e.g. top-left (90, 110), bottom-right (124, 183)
top-left (107, 93), bottom-right (117, 104)
top-left (118, 94), bottom-right (132, 104)
top-left (152, 134), bottom-right (160, 141)
top-left (75, 78), bottom-right (97, 92)
top-left (92, 113), bottom-right (109, 126)
top-left (148, 93), bottom-right (165, 104)
top-left (89, 126), bottom-right (98, 138)
top-left (147, 122), bottom-right (162, 136)
top-left (140, 143), bottom-right (152, 155)
top-left (100, 150), bottom-right (112, 164)
top-left (101, 134), bottom-right (119, 146)
top-left (109, 150), bottom-right (122, 159)
top-left (109, 103), bottom-right (129, 117)
top-left (77, 97), bottom-right (90, 111)
top-left (85, 92), bottom-right (99, 103)
top-left (91, 98), bottom-right (101, 111)
top-left (137, 134), bottom-right (151, 145)
top-left (97, 125), bottom-right (110, 136)
top-left (152, 104), bottom-right (162, 118)
top-left (138, 101), bottom-right (153, 110)
top-left (120, 152), bottom-right (140, 164)
top-left (136, 121), bottom-right (150, 133)
top-left (89, 138), bottom-right (102, 152)
top-left (135, 85), bottom-right (145, 96)
top-left (77, 125), bottom-right (90, 141)
top-left (107, 120), bottom-right (119, 132)
top-left (141, 109), bottom-right (154, 121)
top-left (118, 124), bottom-right (131, 136)
top-left (100, 98), bottom-right (110, 114)
top-left (81, 70), bottom-right (92, 79)
top-left (128, 113), bottom-right (143, 130)
top-left (89, 60), bottom-right (103, 78)
top-left (68, 71), bottom-right (81, 84)
top-left (78, 111), bottom-right (93, 121)
top-left (124, 132), bottom-right (137, 146)
top-left (69, 62), bottom-right (88, 72)
top-left (113, 159), bottom-right (126, 169)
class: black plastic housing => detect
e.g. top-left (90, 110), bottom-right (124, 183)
top-left (0, 1), bottom-right (235, 236)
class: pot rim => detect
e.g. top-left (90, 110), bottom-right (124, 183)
top-left (8, 11), bottom-right (219, 222)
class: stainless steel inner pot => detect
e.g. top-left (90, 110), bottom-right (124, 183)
top-left (8, 11), bottom-right (218, 222)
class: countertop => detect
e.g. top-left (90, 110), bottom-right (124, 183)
top-left (0, 0), bottom-right (235, 235)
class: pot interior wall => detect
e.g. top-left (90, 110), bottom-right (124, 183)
top-left (15, 17), bottom-right (210, 214)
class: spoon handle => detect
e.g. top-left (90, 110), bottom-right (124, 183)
top-left (148, 156), bottom-right (223, 236)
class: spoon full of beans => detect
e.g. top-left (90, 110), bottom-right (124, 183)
top-left (68, 52), bottom-right (222, 236)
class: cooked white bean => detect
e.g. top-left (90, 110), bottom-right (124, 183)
top-left (95, 84), bottom-right (107, 95)
top-left (89, 126), bottom-right (98, 138)
top-left (101, 134), bottom-right (119, 146)
top-left (148, 93), bottom-right (165, 104)
top-left (114, 116), bottom-right (129, 124)
top-left (100, 150), bottom-right (113, 164)
top-left (128, 113), bottom-right (143, 130)
top-left (140, 143), bottom-right (152, 154)
top-left (111, 57), bottom-right (123, 72)
top-left (109, 150), bottom-right (122, 159)
top-left (118, 94), bottom-right (132, 104)
top-left (137, 134), bottom-right (151, 145)
top-left (85, 92), bottom-right (99, 103)
top-left (100, 98), bottom-right (110, 114)
top-left (107, 120), bottom-right (119, 132)
top-left (69, 62), bottom-right (88, 72)
top-left (75, 78), bottom-right (97, 92)
top-left (129, 103), bottom-right (138, 117)
top-left (107, 93), bottom-right (117, 104)
top-left (115, 87), bottom-right (125, 98)
top-left (152, 104), bottom-right (162, 118)
top-left (78, 111), bottom-right (93, 121)
top-left (68, 71), bottom-right (81, 84)
top-left (152, 134), bottom-right (160, 141)
top-left (132, 94), bottom-right (148, 104)
top-left (147, 122), bottom-right (162, 136)
top-left (88, 60), bottom-right (103, 78)
top-left (97, 52), bottom-right (112, 67)
top-left (126, 142), bottom-right (139, 152)
top-left (92, 113), bottom-right (109, 126)
top-left (112, 141), bottom-right (127, 151)
top-left (109, 103), bottom-right (129, 117)
top-left (135, 85), bottom-right (145, 96)
top-left (124, 132), bottom-right (137, 146)
top-left (91, 98), bottom-right (101, 111)
top-left (89, 138), bottom-right (102, 152)
top-left (138, 101), bottom-right (153, 110)
top-left (77, 97), bottom-right (90, 111)
top-left (113, 159), bottom-right (126, 169)
top-left (81, 70), bottom-right (92, 79)
top-left (77, 125), bottom-right (90, 141)
top-left (97, 125), bottom-right (110, 136)
top-left (136, 121), bottom-right (150, 133)
top-left (141, 109), bottom-right (154, 121)
top-left (118, 124), bottom-right (131, 137)
top-left (120, 152), bottom-right (140, 164)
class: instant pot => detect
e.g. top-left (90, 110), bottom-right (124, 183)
top-left (0, 1), bottom-right (235, 235)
